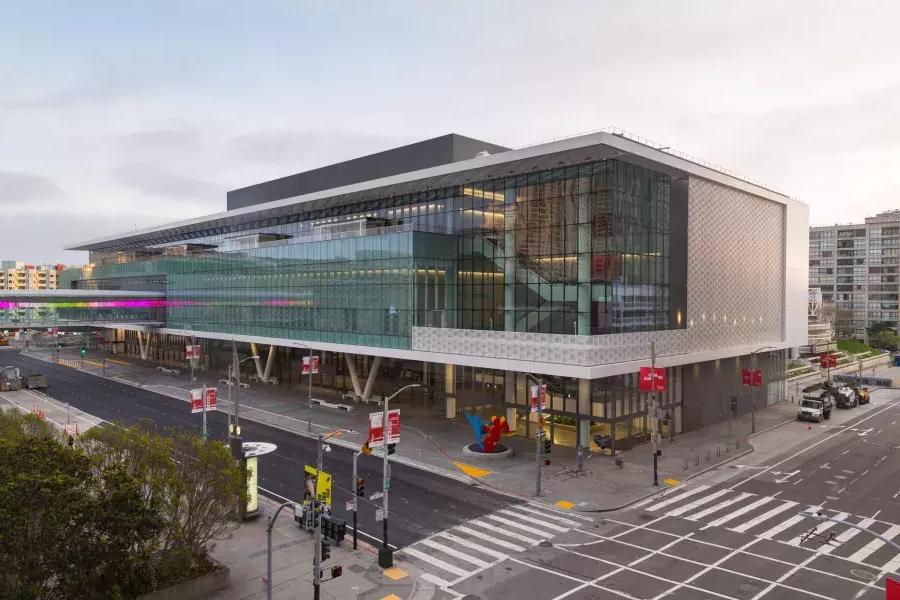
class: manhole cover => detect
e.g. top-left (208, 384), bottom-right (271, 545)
top-left (851, 569), bottom-right (876, 580)
top-left (539, 541), bottom-right (553, 547)
top-left (640, 513), bottom-right (655, 521)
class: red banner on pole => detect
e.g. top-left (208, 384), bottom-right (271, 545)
top-left (205, 388), bottom-right (217, 411)
top-left (741, 368), bottom-right (752, 386)
top-left (368, 409), bottom-right (400, 448)
top-left (529, 384), bottom-right (549, 413)
top-left (190, 389), bottom-right (204, 414)
top-left (819, 352), bottom-right (837, 368)
top-left (751, 369), bottom-right (763, 387)
top-left (639, 367), bottom-right (667, 392)
top-left (301, 355), bottom-right (320, 375)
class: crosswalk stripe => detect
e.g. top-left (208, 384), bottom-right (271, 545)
top-left (420, 573), bottom-right (452, 588)
top-left (419, 538), bottom-right (492, 568)
top-left (483, 514), bottom-right (553, 539)
top-left (666, 489), bottom-right (731, 517)
top-left (708, 496), bottom-right (775, 528)
top-left (787, 512), bottom-right (848, 547)
top-left (879, 552), bottom-right (900, 575)
top-left (526, 501), bottom-right (594, 522)
top-left (468, 520), bottom-right (541, 545)
top-left (511, 504), bottom-right (580, 526)
top-left (688, 492), bottom-right (753, 521)
top-left (497, 509), bottom-right (569, 532)
top-left (401, 547), bottom-right (470, 578)
top-left (847, 524), bottom-right (900, 564)
top-left (644, 485), bottom-right (710, 512)
top-left (438, 532), bottom-right (508, 560)
top-left (821, 517), bottom-right (876, 555)
top-left (455, 526), bottom-right (526, 552)
top-left (758, 508), bottom-right (816, 540)
top-left (730, 500), bottom-right (798, 533)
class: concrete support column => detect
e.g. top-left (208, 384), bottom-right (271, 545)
top-left (503, 188), bottom-right (517, 332)
top-left (576, 193), bottom-right (592, 336)
top-left (361, 356), bottom-right (382, 402)
top-left (250, 343), bottom-right (264, 379)
top-left (578, 378), bottom-right (591, 448)
top-left (137, 331), bottom-right (150, 360)
top-left (345, 354), bottom-right (363, 399)
top-left (445, 364), bottom-right (456, 419)
top-left (262, 345), bottom-right (276, 381)
top-left (506, 407), bottom-right (518, 431)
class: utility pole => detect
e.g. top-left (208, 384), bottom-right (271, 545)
top-left (535, 376), bottom-right (544, 497)
top-left (352, 450), bottom-right (361, 550)
top-left (306, 346), bottom-right (314, 433)
top-left (751, 351), bottom-right (758, 434)
top-left (230, 340), bottom-right (242, 457)
top-left (266, 501), bottom-right (295, 600)
top-left (313, 434), bottom-right (324, 600)
top-left (201, 382), bottom-right (208, 441)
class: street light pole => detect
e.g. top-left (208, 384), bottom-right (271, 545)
top-left (313, 433), bottom-right (324, 600)
top-left (522, 372), bottom-right (546, 497)
top-left (266, 500), bottom-right (296, 600)
top-left (352, 450), bottom-right (361, 550)
top-left (750, 346), bottom-right (776, 434)
top-left (379, 383), bottom-right (421, 568)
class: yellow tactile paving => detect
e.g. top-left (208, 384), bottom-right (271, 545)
top-left (382, 567), bottom-right (407, 581)
top-left (663, 478), bottom-right (681, 487)
top-left (106, 358), bottom-right (130, 366)
top-left (380, 594), bottom-right (403, 600)
top-left (453, 461), bottom-right (492, 478)
top-left (83, 359), bottom-right (105, 368)
top-left (555, 500), bottom-right (576, 510)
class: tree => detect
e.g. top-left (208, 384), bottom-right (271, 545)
top-left (0, 411), bottom-right (162, 600)
top-left (866, 320), bottom-right (896, 337)
top-left (869, 330), bottom-right (900, 352)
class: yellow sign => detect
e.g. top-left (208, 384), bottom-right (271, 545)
top-left (304, 465), bottom-right (333, 507)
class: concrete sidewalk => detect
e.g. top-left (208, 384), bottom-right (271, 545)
top-left (18, 344), bottom-right (881, 511)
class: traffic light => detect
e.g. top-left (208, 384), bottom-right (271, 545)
top-left (361, 441), bottom-right (372, 455)
top-left (356, 477), bottom-right (365, 497)
top-left (543, 438), bottom-right (552, 465)
top-left (321, 540), bottom-right (330, 561)
top-left (330, 565), bottom-right (343, 578)
top-left (387, 443), bottom-right (396, 455)
top-left (80, 346), bottom-right (86, 357)
top-left (56, 342), bottom-right (61, 350)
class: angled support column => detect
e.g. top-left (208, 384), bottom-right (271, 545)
top-left (361, 356), bottom-right (382, 402)
top-left (262, 345), bottom-right (276, 381)
top-left (345, 354), bottom-right (363, 399)
top-left (137, 331), bottom-right (150, 360)
top-left (250, 343), bottom-right (264, 380)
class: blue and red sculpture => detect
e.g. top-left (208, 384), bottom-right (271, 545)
top-left (465, 414), bottom-right (510, 452)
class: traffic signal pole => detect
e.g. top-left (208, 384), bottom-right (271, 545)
top-left (352, 450), bottom-right (361, 550)
top-left (651, 342), bottom-right (659, 487)
top-left (314, 434), bottom-right (323, 600)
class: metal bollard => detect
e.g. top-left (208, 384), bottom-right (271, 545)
top-left (683, 459), bottom-right (688, 471)
top-left (707, 450), bottom-right (711, 462)
top-left (717, 446), bottom-right (721, 457)
top-left (726, 442), bottom-right (731, 453)
top-left (695, 456), bottom-right (700, 466)
top-left (736, 439), bottom-right (740, 449)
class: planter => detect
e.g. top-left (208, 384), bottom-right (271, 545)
top-left (137, 564), bottom-right (229, 600)
top-left (461, 443), bottom-right (514, 461)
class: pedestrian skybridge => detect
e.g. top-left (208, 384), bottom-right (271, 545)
top-left (0, 289), bottom-right (166, 329)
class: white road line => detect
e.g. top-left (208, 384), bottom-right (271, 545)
top-left (731, 500), bottom-right (799, 533)
top-left (688, 492), bottom-right (754, 521)
top-left (454, 525), bottom-right (526, 552)
top-left (749, 547), bottom-right (826, 600)
top-left (643, 485), bottom-right (710, 512)
top-left (787, 512), bottom-right (848, 547)
top-left (508, 556), bottom-right (642, 600)
top-left (879, 552), bottom-right (900, 576)
top-left (420, 573), bottom-right (452, 588)
top-left (438, 532), bottom-right (508, 560)
top-left (511, 504), bottom-right (581, 526)
top-left (847, 525), bottom-right (900, 564)
top-left (709, 496), bottom-right (776, 528)
top-left (666, 489), bottom-right (731, 517)
top-left (483, 514), bottom-right (554, 538)
top-left (525, 501), bottom-right (594, 522)
top-left (418, 538), bottom-right (491, 568)
top-left (497, 509), bottom-right (569, 532)
top-left (401, 547), bottom-right (470, 578)
top-left (758, 509), bottom-right (815, 540)
top-left (467, 520), bottom-right (541, 545)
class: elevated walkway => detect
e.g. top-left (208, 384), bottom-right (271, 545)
top-left (0, 289), bottom-right (165, 329)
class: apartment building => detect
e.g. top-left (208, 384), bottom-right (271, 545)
top-left (0, 261), bottom-right (64, 291)
top-left (809, 210), bottom-right (900, 340)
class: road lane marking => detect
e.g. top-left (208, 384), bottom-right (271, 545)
top-left (787, 512), bottom-right (848, 547)
top-left (687, 492), bottom-right (753, 521)
top-left (401, 547), bottom-right (469, 578)
top-left (758, 507), bottom-right (817, 540)
top-left (483, 514), bottom-right (553, 538)
top-left (821, 517), bottom-right (877, 555)
top-left (509, 504), bottom-right (580, 526)
top-left (643, 485), bottom-right (709, 512)
top-left (420, 573), bottom-right (451, 588)
top-left (467, 520), bottom-right (541, 545)
top-left (454, 526), bottom-right (525, 551)
top-left (418, 538), bottom-right (491, 568)
top-left (666, 488), bottom-right (731, 517)
top-left (709, 495), bottom-right (776, 528)
top-left (730, 500), bottom-right (799, 533)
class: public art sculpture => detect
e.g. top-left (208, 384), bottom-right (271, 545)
top-left (465, 414), bottom-right (510, 453)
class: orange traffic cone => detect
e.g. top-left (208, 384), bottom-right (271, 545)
top-left (807, 424), bottom-right (812, 430)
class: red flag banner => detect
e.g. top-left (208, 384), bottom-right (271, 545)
top-left (639, 367), bottom-right (667, 392)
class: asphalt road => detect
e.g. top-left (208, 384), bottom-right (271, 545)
top-left (415, 390), bottom-right (900, 600)
top-left (0, 351), bottom-right (519, 550)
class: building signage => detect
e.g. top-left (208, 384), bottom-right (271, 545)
top-left (368, 409), bottom-right (400, 447)
top-left (529, 384), bottom-right (548, 413)
top-left (301, 355), bottom-right (320, 375)
top-left (639, 367), bottom-right (667, 392)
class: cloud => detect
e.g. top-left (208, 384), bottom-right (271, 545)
top-left (0, 171), bottom-right (62, 206)
top-left (118, 128), bottom-right (202, 154)
top-left (110, 162), bottom-right (224, 202)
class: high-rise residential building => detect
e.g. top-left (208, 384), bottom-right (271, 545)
top-left (57, 131), bottom-right (808, 450)
top-left (0, 261), bottom-right (64, 290)
top-left (809, 210), bottom-right (900, 340)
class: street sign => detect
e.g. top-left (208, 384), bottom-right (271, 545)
top-left (639, 367), bottom-right (667, 392)
top-left (345, 500), bottom-right (353, 512)
top-left (190, 389), bottom-right (204, 414)
top-left (529, 384), bottom-right (548, 413)
top-left (368, 409), bottom-right (400, 447)
top-left (303, 465), bottom-right (333, 507)
top-left (375, 508), bottom-right (384, 522)
top-left (369, 491), bottom-right (384, 501)
top-left (301, 355), bottom-right (320, 375)
top-left (205, 388), bottom-right (217, 411)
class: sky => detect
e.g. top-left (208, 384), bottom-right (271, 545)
top-left (1, 0), bottom-right (899, 264)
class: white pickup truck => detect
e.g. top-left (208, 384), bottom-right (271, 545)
top-left (798, 396), bottom-right (833, 422)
